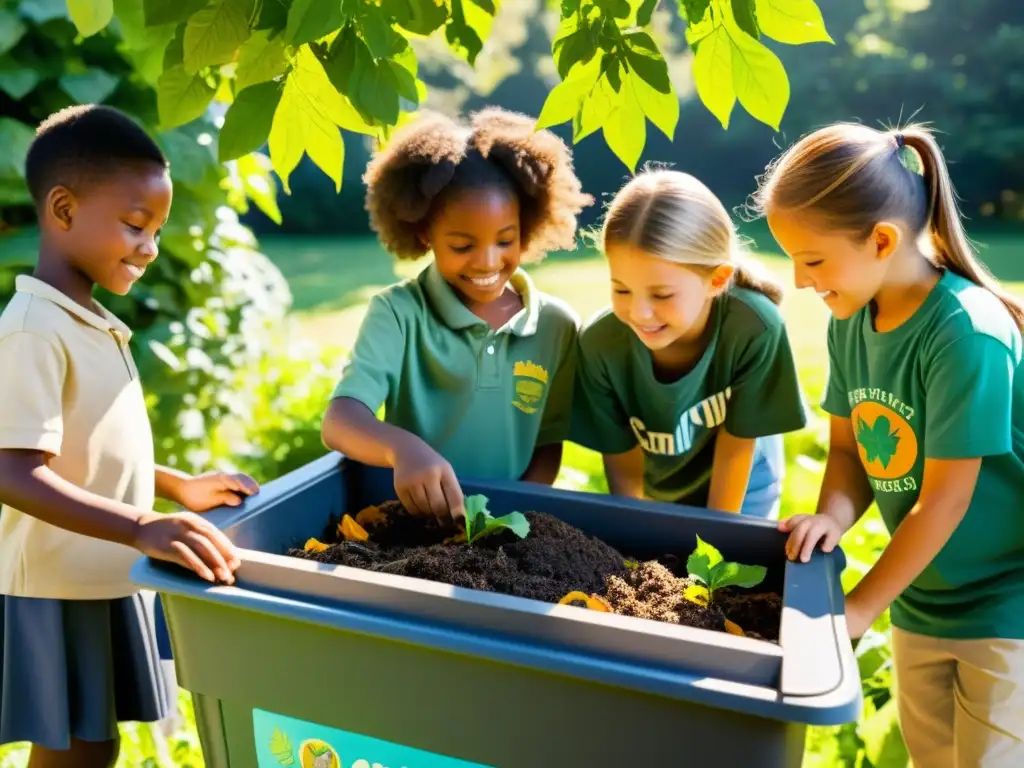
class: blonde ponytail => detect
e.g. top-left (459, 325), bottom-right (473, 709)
top-left (733, 255), bottom-right (784, 305)
top-left (899, 129), bottom-right (1024, 331)
top-left (603, 168), bottom-right (785, 305)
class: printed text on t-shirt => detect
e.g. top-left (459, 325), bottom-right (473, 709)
top-left (629, 388), bottom-right (732, 456)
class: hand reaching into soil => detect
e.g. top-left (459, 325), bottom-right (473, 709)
top-left (778, 513), bottom-right (844, 563)
top-left (392, 437), bottom-right (465, 522)
top-left (132, 510), bottom-right (241, 584)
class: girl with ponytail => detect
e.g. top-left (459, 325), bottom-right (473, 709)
top-left (755, 122), bottom-right (1024, 766)
top-left (570, 169), bottom-right (807, 519)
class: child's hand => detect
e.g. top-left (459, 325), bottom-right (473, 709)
top-left (778, 513), bottom-right (844, 563)
top-left (392, 438), bottom-right (465, 521)
top-left (132, 511), bottom-right (240, 584)
top-left (176, 471), bottom-right (259, 513)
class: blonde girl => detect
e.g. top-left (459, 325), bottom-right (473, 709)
top-left (570, 169), bottom-right (807, 518)
top-left (754, 122), bottom-right (1024, 766)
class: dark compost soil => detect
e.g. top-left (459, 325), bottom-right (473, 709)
top-left (289, 500), bottom-right (781, 642)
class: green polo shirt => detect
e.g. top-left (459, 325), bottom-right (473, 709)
top-left (571, 286), bottom-right (807, 505)
top-left (332, 262), bottom-right (578, 481)
top-left (823, 269), bottom-right (1024, 640)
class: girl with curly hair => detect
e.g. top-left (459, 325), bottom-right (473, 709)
top-left (322, 108), bottom-right (592, 521)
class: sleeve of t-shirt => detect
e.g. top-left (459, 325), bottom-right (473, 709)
top-left (568, 334), bottom-right (636, 454)
top-left (924, 334), bottom-right (1014, 459)
top-left (0, 332), bottom-right (66, 455)
top-left (537, 325), bottom-right (577, 446)
top-left (821, 319), bottom-right (852, 418)
top-left (724, 318), bottom-right (808, 438)
top-left (331, 294), bottom-right (403, 414)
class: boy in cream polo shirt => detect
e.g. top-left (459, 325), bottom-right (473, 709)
top-left (0, 105), bottom-right (258, 767)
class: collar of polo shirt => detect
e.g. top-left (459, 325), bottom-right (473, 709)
top-left (423, 261), bottom-right (540, 336)
top-left (15, 275), bottom-right (133, 341)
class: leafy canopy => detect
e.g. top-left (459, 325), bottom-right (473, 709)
top-left (65, 0), bottom-right (832, 182)
top-left (686, 534), bottom-right (766, 601)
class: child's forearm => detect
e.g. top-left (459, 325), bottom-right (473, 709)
top-left (155, 465), bottom-right (190, 504)
top-left (603, 447), bottom-right (645, 498)
top-left (521, 443), bottom-right (562, 485)
top-left (707, 430), bottom-right (756, 513)
top-left (816, 447), bottom-right (875, 531)
top-left (322, 397), bottom-right (421, 468)
top-left (0, 450), bottom-right (144, 547)
top-left (847, 458), bottom-right (978, 623)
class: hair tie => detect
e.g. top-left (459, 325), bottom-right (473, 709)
top-left (894, 133), bottom-right (905, 148)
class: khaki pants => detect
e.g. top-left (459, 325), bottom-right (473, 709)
top-left (892, 627), bottom-right (1024, 767)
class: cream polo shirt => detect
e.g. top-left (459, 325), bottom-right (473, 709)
top-left (0, 275), bottom-right (155, 600)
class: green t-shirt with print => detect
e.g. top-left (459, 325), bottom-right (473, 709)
top-left (571, 286), bottom-right (808, 505)
top-left (332, 262), bottom-right (578, 482)
top-left (822, 270), bottom-right (1024, 640)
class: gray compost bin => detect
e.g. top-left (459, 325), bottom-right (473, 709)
top-left (132, 453), bottom-right (861, 768)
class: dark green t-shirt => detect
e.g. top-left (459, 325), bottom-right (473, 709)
top-left (332, 263), bottom-right (578, 481)
top-left (822, 270), bottom-right (1024, 640)
top-left (570, 287), bottom-right (807, 505)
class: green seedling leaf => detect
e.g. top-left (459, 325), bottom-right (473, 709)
top-left (463, 494), bottom-right (530, 545)
top-left (686, 534), bottom-right (723, 586)
top-left (686, 535), bottom-right (765, 601)
top-left (709, 560), bottom-right (767, 591)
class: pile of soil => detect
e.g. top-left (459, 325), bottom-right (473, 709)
top-left (288, 500), bottom-right (781, 642)
top-left (603, 560), bottom-right (781, 641)
top-left (291, 501), bottom-right (628, 604)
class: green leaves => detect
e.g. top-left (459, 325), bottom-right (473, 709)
top-left (388, 0), bottom-right (448, 36)
top-left (234, 30), bottom-right (290, 91)
top-left (686, 535), bottom-right (766, 601)
top-left (688, 0), bottom-right (794, 130)
top-left (463, 495), bottom-right (530, 546)
top-left (183, 0), bottom-right (254, 73)
top-left (144, 0), bottom-right (209, 27)
top-left (157, 64), bottom-right (216, 129)
top-left (67, 0), bottom-right (113, 37)
top-left (106, 0), bottom-right (830, 186)
top-left (219, 81), bottom-right (282, 162)
top-left (754, 0), bottom-right (832, 45)
top-left (285, 0), bottom-right (345, 46)
top-left (268, 46), bottom-right (355, 193)
top-left (856, 416), bottom-right (901, 469)
top-left (60, 68), bottom-right (120, 103)
top-left (0, 10), bottom-right (27, 55)
top-left (0, 118), bottom-right (35, 207)
top-left (445, 0), bottom-right (498, 65)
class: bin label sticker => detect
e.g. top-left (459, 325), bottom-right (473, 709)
top-left (253, 708), bottom-right (493, 768)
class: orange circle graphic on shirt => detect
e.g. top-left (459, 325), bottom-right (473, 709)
top-left (850, 401), bottom-right (918, 480)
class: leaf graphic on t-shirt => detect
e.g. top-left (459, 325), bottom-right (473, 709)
top-left (856, 415), bottom-right (901, 469)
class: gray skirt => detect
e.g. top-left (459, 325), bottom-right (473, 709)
top-left (0, 592), bottom-right (172, 750)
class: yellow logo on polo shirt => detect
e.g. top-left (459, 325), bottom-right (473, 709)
top-left (512, 360), bottom-right (549, 414)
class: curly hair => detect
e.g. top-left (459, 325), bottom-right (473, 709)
top-left (363, 107), bottom-right (593, 262)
